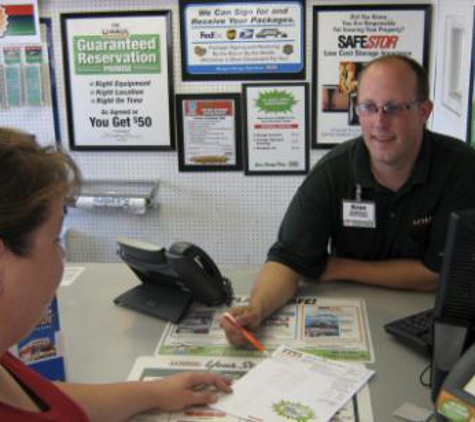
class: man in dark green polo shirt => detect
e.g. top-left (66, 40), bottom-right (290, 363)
top-left (222, 54), bottom-right (475, 346)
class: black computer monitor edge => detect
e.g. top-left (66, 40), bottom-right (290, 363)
top-left (431, 209), bottom-right (475, 405)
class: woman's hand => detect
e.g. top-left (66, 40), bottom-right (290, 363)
top-left (152, 372), bottom-right (233, 411)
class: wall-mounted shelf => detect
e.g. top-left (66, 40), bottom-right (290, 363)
top-left (70, 180), bottom-right (159, 215)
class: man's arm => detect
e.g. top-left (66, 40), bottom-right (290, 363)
top-left (320, 257), bottom-right (438, 291)
top-left (221, 261), bottom-right (301, 346)
top-left (249, 261), bottom-right (302, 318)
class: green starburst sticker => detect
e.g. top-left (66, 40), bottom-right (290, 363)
top-left (255, 90), bottom-right (297, 113)
top-left (272, 400), bottom-right (315, 422)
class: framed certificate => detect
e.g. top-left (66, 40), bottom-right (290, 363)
top-left (179, 0), bottom-right (306, 81)
top-left (312, 5), bottom-right (431, 148)
top-left (61, 11), bottom-right (175, 151)
top-left (243, 83), bottom-right (309, 175)
top-left (176, 93), bottom-right (242, 171)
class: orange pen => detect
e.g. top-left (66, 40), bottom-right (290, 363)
top-left (223, 312), bottom-right (267, 353)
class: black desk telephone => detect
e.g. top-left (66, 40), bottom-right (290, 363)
top-left (114, 238), bottom-right (233, 323)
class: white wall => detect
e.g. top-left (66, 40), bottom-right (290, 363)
top-left (5, 0), bottom-right (470, 265)
top-left (431, 0), bottom-right (475, 140)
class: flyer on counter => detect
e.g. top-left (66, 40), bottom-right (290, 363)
top-left (156, 296), bottom-right (374, 363)
top-left (127, 354), bottom-right (374, 422)
top-left (60, 266), bottom-right (85, 286)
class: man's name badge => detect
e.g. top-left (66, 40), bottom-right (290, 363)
top-left (342, 200), bottom-right (376, 228)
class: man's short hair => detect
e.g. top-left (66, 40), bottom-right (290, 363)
top-left (357, 54), bottom-right (430, 101)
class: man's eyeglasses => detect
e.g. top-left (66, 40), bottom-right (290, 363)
top-left (355, 100), bottom-right (424, 117)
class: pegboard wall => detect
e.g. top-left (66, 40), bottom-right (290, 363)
top-left (2, 0), bottom-right (438, 264)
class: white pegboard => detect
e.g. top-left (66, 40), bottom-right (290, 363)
top-left (7, 0), bottom-right (438, 265)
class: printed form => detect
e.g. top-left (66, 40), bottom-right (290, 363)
top-left (214, 345), bottom-right (374, 422)
top-left (128, 354), bottom-right (374, 422)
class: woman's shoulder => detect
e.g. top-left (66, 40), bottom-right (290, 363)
top-left (0, 352), bottom-right (89, 422)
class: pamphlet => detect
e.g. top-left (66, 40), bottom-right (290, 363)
top-left (157, 296), bottom-right (374, 362)
top-left (214, 345), bottom-right (374, 422)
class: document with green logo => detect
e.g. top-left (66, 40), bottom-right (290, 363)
top-left (214, 345), bottom-right (374, 422)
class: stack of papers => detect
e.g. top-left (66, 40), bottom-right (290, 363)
top-left (213, 345), bottom-right (374, 422)
top-left (127, 354), bottom-right (374, 422)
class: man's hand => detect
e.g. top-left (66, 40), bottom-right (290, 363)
top-left (220, 305), bottom-right (264, 347)
top-left (220, 262), bottom-right (301, 347)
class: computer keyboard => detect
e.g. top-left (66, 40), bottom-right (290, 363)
top-left (384, 308), bottom-right (434, 353)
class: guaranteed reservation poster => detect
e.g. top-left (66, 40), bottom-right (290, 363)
top-left (61, 12), bottom-right (174, 150)
top-left (312, 6), bottom-right (430, 148)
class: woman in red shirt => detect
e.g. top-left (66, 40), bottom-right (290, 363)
top-left (0, 127), bottom-right (232, 422)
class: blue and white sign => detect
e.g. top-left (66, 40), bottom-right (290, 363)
top-left (181, 0), bottom-right (305, 80)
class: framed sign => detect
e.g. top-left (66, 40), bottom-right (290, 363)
top-left (40, 18), bottom-right (61, 145)
top-left (179, 0), bottom-right (305, 81)
top-left (312, 5), bottom-right (431, 148)
top-left (0, 0), bottom-right (41, 45)
top-left (466, 8), bottom-right (475, 150)
top-left (176, 93), bottom-right (242, 171)
top-left (243, 83), bottom-right (309, 175)
top-left (61, 11), bottom-right (175, 151)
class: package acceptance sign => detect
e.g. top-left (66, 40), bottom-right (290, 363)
top-left (182, 1), bottom-right (304, 78)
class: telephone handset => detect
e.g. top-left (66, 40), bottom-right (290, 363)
top-left (115, 238), bottom-right (234, 322)
top-left (166, 241), bottom-right (233, 306)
